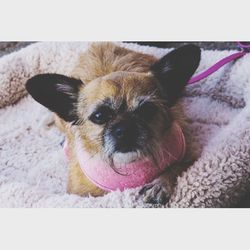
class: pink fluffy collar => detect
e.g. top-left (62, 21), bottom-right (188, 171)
top-left (63, 122), bottom-right (186, 192)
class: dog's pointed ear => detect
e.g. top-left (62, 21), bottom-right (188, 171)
top-left (26, 74), bottom-right (83, 122)
top-left (151, 44), bottom-right (201, 106)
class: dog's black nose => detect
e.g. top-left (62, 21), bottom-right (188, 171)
top-left (113, 121), bottom-right (137, 139)
top-left (113, 126), bottom-right (126, 139)
top-left (111, 120), bottom-right (138, 152)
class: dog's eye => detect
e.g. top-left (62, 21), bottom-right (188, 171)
top-left (89, 106), bottom-right (113, 125)
top-left (136, 102), bottom-right (157, 120)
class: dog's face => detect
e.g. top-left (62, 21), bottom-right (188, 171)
top-left (76, 71), bottom-right (170, 166)
top-left (26, 44), bottom-right (200, 167)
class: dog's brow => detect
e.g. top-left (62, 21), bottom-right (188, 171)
top-left (104, 97), bottom-right (124, 110)
top-left (102, 98), bottom-right (112, 106)
top-left (102, 97), bottom-right (118, 109)
top-left (87, 97), bottom-right (119, 116)
top-left (130, 95), bottom-right (156, 110)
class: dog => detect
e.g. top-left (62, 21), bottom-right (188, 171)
top-left (26, 42), bottom-right (201, 204)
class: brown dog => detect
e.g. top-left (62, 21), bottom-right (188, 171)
top-left (26, 42), bottom-right (201, 204)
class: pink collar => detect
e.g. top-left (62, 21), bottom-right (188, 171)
top-left (63, 122), bottom-right (186, 191)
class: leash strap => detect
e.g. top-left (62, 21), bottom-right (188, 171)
top-left (188, 42), bottom-right (250, 84)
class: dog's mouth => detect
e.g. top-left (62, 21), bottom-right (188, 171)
top-left (61, 122), bottom-right (186, 191)
top-left (104, 143), bottom-right (167, 173)
top-left (61, 122), bottom-right (186, 192)
top-left (112, 151), bottom-right (143, 166)
top-left (62, 122), bottom-right (186, 171)
top-left (62, 136), bottom-right (167, 173)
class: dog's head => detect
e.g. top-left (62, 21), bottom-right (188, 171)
top-left (26, 44), bottom-right (200, 167)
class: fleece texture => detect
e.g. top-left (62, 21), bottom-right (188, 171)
top-left (0, 42), bottom-right (250, 208)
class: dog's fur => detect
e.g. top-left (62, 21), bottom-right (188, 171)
top-left (26, 42), bottom-right (201, 204)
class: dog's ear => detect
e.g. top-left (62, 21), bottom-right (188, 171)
top-left (26, 74), bottom-right (83, 122)
top-left (151, 44), bottom-right (201, 106)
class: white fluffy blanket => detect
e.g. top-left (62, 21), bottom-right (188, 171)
top-left (0, 42), bottom-right (250, 208)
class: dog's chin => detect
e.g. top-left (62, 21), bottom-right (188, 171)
top-left (112, 151), bottom-right (142, 166)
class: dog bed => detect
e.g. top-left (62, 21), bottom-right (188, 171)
top-left (0, 42), bottom-right (250, 208)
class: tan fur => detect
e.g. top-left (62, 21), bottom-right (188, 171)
top-left (57, 42), bottom-right (192, 197)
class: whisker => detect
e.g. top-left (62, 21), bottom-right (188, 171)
top-left (143, 145), bottom-right (161, 169)
top-left (107, 153), bottom-right (129, 176)
top-left (161, 147), bottom-right (178, 161)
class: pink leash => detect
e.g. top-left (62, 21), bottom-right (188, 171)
top-left (188, 42), bottom-right (250, 84)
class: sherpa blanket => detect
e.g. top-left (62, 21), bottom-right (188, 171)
top-left (0, 42), bottom-right (250, 208)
